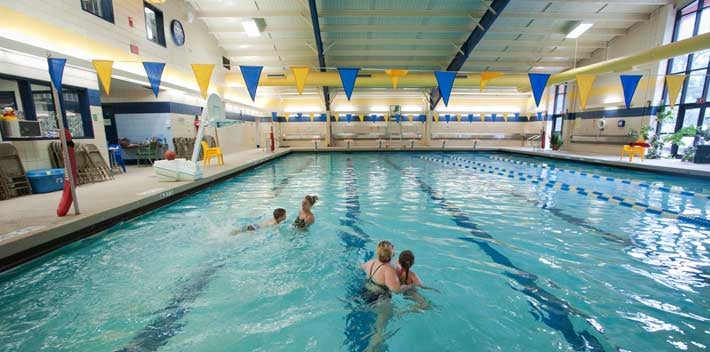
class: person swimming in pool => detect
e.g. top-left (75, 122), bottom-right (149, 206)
top-left (397, 250), bottom-right (434, 311)
top-left (360, 241), bottom-right (412, 351)
top-left (232, 208), bottom-right (287, 234)
top-left (293, 195), bottom-right (317, 229)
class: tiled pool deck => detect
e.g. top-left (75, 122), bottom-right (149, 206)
top-left (1, 146), bottom-right (707, 271)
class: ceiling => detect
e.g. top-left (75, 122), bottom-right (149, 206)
top-left (186, 0), bottom-right (668, 111)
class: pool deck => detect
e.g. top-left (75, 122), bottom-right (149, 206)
top-left (1, 146), bottom-right (708, 272)
top-left (0, 148), bottom-right (290, 271)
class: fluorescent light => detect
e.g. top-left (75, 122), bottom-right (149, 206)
top-left (369, 105), bottom-right (388, 112)
top-left (401, 105), bottom-right (423, 112)
top-left (242, 19), bottom-right (261, 37)
top-left (334, 105), bottom-right (356, 112)
top-left (566, 23), bottom-right (593, 39)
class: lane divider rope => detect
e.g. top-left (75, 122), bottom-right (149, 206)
top-left (486, 155), bottom-right (709, 200)
top-left (419, 155), bottom-right (710, 229)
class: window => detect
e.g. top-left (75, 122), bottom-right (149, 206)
top-left (554, 84), bottom-right (567, 114)
top-left (0, 75), bottom-right (93, 139)
top-left (144, 2), bottom-right (166, 47)
top-left (662, 0), bottom-right (710, 156)
top-left (81, 0), bottom-right (114, 23)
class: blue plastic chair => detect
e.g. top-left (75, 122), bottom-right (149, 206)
top-left (109, 144), bottom-right (126, 173)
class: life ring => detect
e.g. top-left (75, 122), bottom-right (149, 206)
top-left (596, 119), bottom-right (607, 129)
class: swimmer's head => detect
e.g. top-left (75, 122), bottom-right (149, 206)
top-left (273, 208), bottom-right (286, 223)
top-left (376, 240), bottom-right (394, 263)
top-left (398, 250), bottom-right (415, 270)
top-left (302, 195), bottom-right (318, 209)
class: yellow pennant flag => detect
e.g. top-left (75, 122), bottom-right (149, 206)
top-left (384, 114), bottom-right (389, 122)
top-left (191, 64), bottom-right (215, 98)
top-left (433, 114), bottom-right (439, 122)
top-left (666, 74), bottom-right (686, 108)
top-left (575, 74), bottom-right (596, 111)
top-left (310, 113), bottom-right (315, 122)
top-left (526, 114), bottom-right (532, 121)
top-left (384, 69), bottom-right (409, 90)
top-left (92, 60), bottom-right (114, 95)
top-left (408, 115), bottom-right (413, 122)
top-left (285, 115), bottom-right (290, 122)
top-left (334, 115), bottom-right (340, 122)
top-left (480, 71), bottom-right (504, 92)
top-left (456, 114), bottom-right (462, 122)
top-left (291, 67), bottom-right (310, 95)
top-left (479, 114), bottom-right (485, 122)
top-left (358, 114), bottom-right (365, 122)
top-left (503, 113), bottom-right (509, 122)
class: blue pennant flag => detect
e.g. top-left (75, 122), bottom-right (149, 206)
top-left (142, 62), bottom-right (166, 97)
top-left (239, 65), bottom-right (263, 102)
top-left (514, 112), bottom-right (520, 120)
top-left (444, 114), bottom-right (451, 123)
top-left (337, 68), bottom-right (360, 101)
top-left (434, 71), bottom-right (456, 107)
top-left (619, 75), bottom-right (643, 109)
top-left (297, 112), bottom-right (303, 121)
top-left (271, 112), bottom-right (278, 121)
top-left (528, 73), bottom-right (551, 107)
top-left (537, 111), bottom-right (543, 120)
top-left (467, 114), bottom-right (474, 123)
top-left (47, 58), bottom-right (67, 91)
top-left (346, 113), bottom-right (352, 123)
top-left (491, 113), bottom-right (497, 121)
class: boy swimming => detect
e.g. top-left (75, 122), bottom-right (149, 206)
top-left (233, 208), bottom-right (287, 234)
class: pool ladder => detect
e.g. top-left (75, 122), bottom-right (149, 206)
top-left (527, 135), bottom-right (542, 151)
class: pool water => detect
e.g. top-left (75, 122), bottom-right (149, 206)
top-left (0, 152), bottom-right (708, 351)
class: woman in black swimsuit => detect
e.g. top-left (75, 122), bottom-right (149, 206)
top-left (294, 195), bottom-right (317, 229)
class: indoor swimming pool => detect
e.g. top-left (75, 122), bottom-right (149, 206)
top-left (0, 152), bottom-right (708, 351)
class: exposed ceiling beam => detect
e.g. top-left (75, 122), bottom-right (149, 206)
top-left (197, 10), bottom-right (649, 22)
top-left (306, 0), bottom-right (330, 112)
top-left (220, 38), bottom-right (607, 49)
top-left (520, 0), bottom-right (668, 4)
top-left (225, 49), bottom-right (589, 60)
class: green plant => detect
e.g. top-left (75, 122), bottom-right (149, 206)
top-left (663, 126), bottom-right (698, 147)
top-left (640, 125), bottom-right (653, 140)
top-left (628, 128), bottom-right (639, 140)
top-left (550, 131), bottom-right (563, 150)
top-left (655, 106), bottom-right (674, 124)
top-left (645, 134), bottom-right (664, 159)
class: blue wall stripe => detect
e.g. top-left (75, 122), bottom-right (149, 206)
top-left (109, 101), bottom-right (267, 122)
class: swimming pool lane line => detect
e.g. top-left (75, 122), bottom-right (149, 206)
top-left (487, 155), bottom-right (710, 200)
top-left (115, 159), bottom-right (315, 352)
top-left (338, 157), bottom-right (381, 352)
top-left (384, 157), bottom-right (610, 352)
top-left (422, 155), bottom-right (710, 229)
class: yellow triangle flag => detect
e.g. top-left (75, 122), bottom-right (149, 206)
top-left (191, 64), bottom-right (215, 98)
top-left (285, 115), bottom-right (290, 122)
top-left (408, 115), bottom-right (413, 122)
top-left (480, 71), bottom-right (504, 92)
top-left (456, 114), bottom-right (462, 122)
top-left (92, 60), bottom-right (114, 95)
top-left (291, 67), bottom-right (310, 95)
top-left (434, 114), bottom-right (439, 122)
top-left (334, 115), bottom-right (339, 122)
top-left (384, 69), bottom-right (409, 90)
top-left (666, 74), bottom-right (686, 108)
top-left (310, 113), bottom-right (315, 122)
top-left (480, 114), bottom-right (485, 122)
top-left (575, 74), bottom-right (596, 111)
top-left (384, 114), bottom-right (389, 122)
top-left (358, 114), bottom-right (364, 122)
top-left (502, 113), bottom-right (508, 122)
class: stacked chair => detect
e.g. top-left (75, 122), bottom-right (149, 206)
top-left (0, 143), bottom-right (32, 200)
top-left (49, 142), bottom-right (113, 185)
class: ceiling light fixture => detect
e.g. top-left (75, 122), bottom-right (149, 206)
top-left (242, 19), bottom-right (262, 37)
top-left (566, 22), bottom-right (593, 39)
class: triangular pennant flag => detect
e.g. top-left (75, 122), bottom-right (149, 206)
top-left (467, 114), bottom-right (474, 123)
top-left (271, 112), bottom-right (278, 121)
top-left (537, 111), bottom-right (543, 120)
top-left (491, 113), bottom-right (497, 121)
top-left (291, 67), bottom-right (310, 95)
top-left (92, 60), bottom-right (113, 95)
top-left (384, 69), bottom-right (408, 90)
top-left (456, 114), bottom-right (462, 122)
top-left (619, 75), bottom-right (643, 109)
top-left (47, 58), bottom-right (67, 91)
top-left (384, 114), bottom-right (389, 122)
top-left (514, 112), bottom-right (520, 120)
top-left (310, 113), bottom-right (315, 122)
top-left (666, 74), bottom-right (686, 108)
top-left (142, 62), bottom-right (166, 97)
top-left (408, 115), bottom-right (413, 122)
top-left (285, 115), bottom-right (290, 122)
top-left (527, 114), bottom-right (532, 121)
top-left (434, 71), bottom-right (456, 106)
top-left (335, 115), bottom-right (340, 122)
top-left (191, 64), bottom-right (215, 99)
top-left (346, 113), bottom-right (352, 123)
top-left (503, 113), bottom-right (509, 122)
top-left (239, 65), bottom-right (263, 102)
top-left (337, 68), bottom-right (360, 100)
top-left (358, 114), bottom-right (364, 122)
top-left (480, 114), bottom-right (485, 122)
top-left (575, 74), bottom-right (596, 111)
top-left (528, 73), bottom-right (551, 107)
top-left (297, 113), bottom-right (303, 121)
top-left (445, 114), bottom-right (451, 123)
top-left (433, 114), bottom-right (439, 122)
top-left (480, 71), bottom-right (504, 92)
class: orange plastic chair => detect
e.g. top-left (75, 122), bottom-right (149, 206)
top-left (621, 145), bottom-right (646, 162)
top-left (201, 141), bottom-right (224, 166)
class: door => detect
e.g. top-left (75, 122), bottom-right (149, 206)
top-left (102, 104), bottom-right (118, 145)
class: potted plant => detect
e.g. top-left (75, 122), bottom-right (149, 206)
top-left (550, 131), bottom-right (563, 150)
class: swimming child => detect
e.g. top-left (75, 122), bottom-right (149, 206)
top-left (397, 250), bottom-right (433, 311)
top-left (233, 208), bottom-right (286, 234)
top-left (293, 195), bottom-right (317, 229)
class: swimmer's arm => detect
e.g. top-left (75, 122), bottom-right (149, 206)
top-left (410, 272), bottom-right (423, 287)
top-left (386, 270), bottom-right (413, 293)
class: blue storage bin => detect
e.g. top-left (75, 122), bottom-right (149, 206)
top-left (27, 168), bottom-right (65, 194)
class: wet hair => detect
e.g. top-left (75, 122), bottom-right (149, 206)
top-left (273, 208), bottom-right (286, 221)
top-left (305, 195), bottom-right (319, 206)
top-left (376, 241), bottom-right (393, 263)
top-left (398, 250), bottom-right (415, 283)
